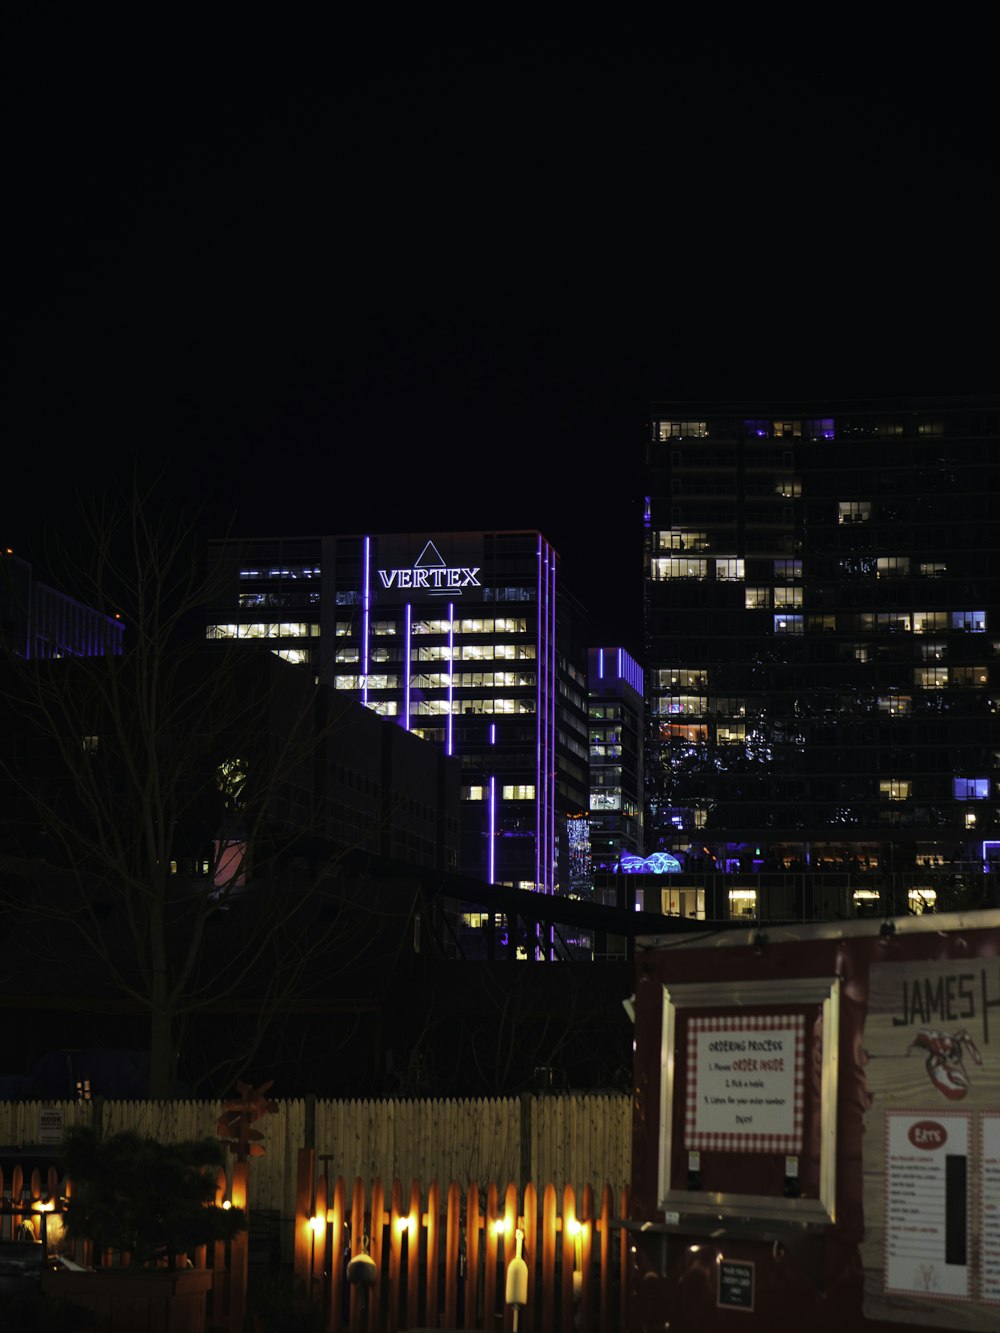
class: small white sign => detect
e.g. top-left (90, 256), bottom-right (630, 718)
top-left (38, 1105), bottom-right (65, 1145)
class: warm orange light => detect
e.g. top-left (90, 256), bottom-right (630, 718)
top-left (309, 1215), bottom-right (324, 1235)
top-left (222, 1200), bottom-right (232, 1211)
top-left (566, 1217), bottom-right (582, 1238)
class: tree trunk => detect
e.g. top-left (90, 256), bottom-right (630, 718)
top-left (149, 1004), bottom-right (178, 1099)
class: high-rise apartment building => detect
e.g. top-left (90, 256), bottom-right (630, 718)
top-left (207, 531), bottom-right (589, 893)
top-left (588, 646), bottom-right (644, 870)
top-left (644, 399), bottom-right (999, 916)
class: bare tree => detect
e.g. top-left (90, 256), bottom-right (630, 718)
top-left (0, 489), bottom-right (383, 1098)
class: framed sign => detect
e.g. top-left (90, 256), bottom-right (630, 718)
top-left (658, 975), bottom-right (840, 1226)
top-left (717, 1259), bottom-right (755, 1311)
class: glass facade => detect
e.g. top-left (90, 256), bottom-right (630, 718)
top-left (207, 531), bottom-right (589, 893)
top-left (644, 401), bottom-right (1000, 895)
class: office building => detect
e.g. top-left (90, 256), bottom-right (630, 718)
top-left (588, 645), bottom-right (645, 872)
top-left (644, 399), bottom-right (1000, 918)
top-left (1, 550), bottom-right (124, 658)
top-left (207, 531), bottom-right (589, 893)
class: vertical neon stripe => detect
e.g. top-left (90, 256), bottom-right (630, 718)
top-left (535, 535), bottom-right (543, 893)
top-left (550, 545), bottom-right (557, 894)
top-left (404, 602), bottom-right (412, 730)
top-left (362, 535), bottom-right (371, 706)
top-left (598, 647), bottom-right (604, 679)
top-left (489, 774), bottom-right (496, 883)
top-left (447, 600), bottom-right (455, 755)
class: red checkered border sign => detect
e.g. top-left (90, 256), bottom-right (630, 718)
top-left (684, 1013), bottom-right (805, 1154)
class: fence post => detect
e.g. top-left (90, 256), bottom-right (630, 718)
top-left (519, 1093), bottom-right (532, 1191)
top-left (444, 1181), bottom-right (461, 1331)
top-left (466, 1181), bottom-right (481, 1332)
top-left (541, 1183), bottom-right (556, 1333)
top-left (294, 1148), bottom-right (314, 1292)
top-left (229, 1160), bottom-right (249, 1333)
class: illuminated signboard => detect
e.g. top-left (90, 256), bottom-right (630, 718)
top-left (376, 540), bottom-right (480, 598)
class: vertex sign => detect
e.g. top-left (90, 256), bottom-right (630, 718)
top-left (376, 541), bottom-right (481, 598)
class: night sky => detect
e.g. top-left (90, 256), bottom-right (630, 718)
top-left (5, 32), bottom-right (997, 647)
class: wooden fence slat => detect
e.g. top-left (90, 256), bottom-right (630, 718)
top-left (465, 1181), bottom-right (480, 1332)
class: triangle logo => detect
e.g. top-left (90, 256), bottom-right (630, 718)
top-left (414, 541), bottom-right (447, 569)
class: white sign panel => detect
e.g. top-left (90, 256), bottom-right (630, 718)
top-left (884, 1110), bottom-right (970, 1301)
top-left (685, 1014), bottom-right (804, 1153)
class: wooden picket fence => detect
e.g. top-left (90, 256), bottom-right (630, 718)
top-left (294, 1153), bottom-right (632, 1332)
top-left (0, 1094), bottom-right (632, 1221)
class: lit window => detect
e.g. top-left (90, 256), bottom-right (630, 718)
top-left (717, 722), bottom-right (746, 743)
top-left (838, 501), bottom-right (871, 524)
top-left (913, 611), bottom-right (948, 634)
top-left (774, 587), bottom-right (803, 608)
top-left (951, 666), bottom-right (988, 686)
top-left (654, 695), bottom-right (707, 716)
top-left (876, 557), bottom-right (910, 578)
top-left (952, 610), bottom-right (986, 632)
top-left (715, 558), bottom-right (745, 581)
top-left (773, 559), bottom-right (802, 580)
top-left (908, 887), bottom-right (937, 913)
top-left (657, 420), bottom-right (708, 439)
top-left (658, 668), bottom-right (709, 689)
top-left (880, 779), bottom-right (911, 801)
top-left (272, 648), bottom-right (310, 665)
top-left (366, 700), bottom-right (397, 716)
top-left (917, 420), bottom-right (944, 435)
top-left (772, 420), bottom-right (802, 438)
top-left (878, 695), bottom-right (911, 716)
top-left (745, 587), bottom-right (771, 609)
top-left (728, 888), bottom-right (757, 917)
top-left (774, 478), bottom-right (802, 497)
top-left (82, 735), bottom-right (99, 753)
top-left (335, 647), bottom-right (359, 662)
top-left (206, 622), bottom-right (320, 640)
top-left (915, 667), bottom-right (949, 688)
top-left (920, 641), bottom-right (946, 660)
top-left (919, 562), bottom-right (947, 577)
top-left (657, 529), bottom-right (710, 551)
top-left (462, 786), bottom-right (486, 801)
top-left (806, 418), bottom-right (835, 439)
top-left (953, 778), bottom-right (988, 800)
top-left (877, 612), bottom-right (911, 633)
top-left (652, 558), bottom-right (708, 580)
top-left (502, 784), bottom-right (536, 800)
top-left (774, 614), bottom-right (804, 635)
top-left (965, 811), bottom-right (977, 828)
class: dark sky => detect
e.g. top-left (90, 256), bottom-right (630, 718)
top-left (5, 32), bottom-right (997, 646)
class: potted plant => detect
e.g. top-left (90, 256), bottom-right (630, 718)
top-left (41, 1125), bottom-right (246, 1333)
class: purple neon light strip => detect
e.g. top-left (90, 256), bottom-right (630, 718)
top-left (535, 535), bottom-right (542, 893)
top-left (489, 775), bottom-right (496, 883)
top-left (404, 602), bottom-right (412, 730)
top-left (362, 535), bottom-right (371, 706)
top-left (598, 648), bottom-right (603, 679)
top-left (447, 600), bottom-right (454, 755)
top-left (549, 545), bottom-right (556, 893)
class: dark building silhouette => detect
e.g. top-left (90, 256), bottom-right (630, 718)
top-left (644, 399), bottom-right (1000, 919)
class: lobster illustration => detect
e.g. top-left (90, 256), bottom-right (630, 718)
top-left (907, 1028), bottom-right (982, 1100)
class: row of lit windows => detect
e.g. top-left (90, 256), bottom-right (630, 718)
top-left (336, 643), bottom-right (536, 663)
top-left (653, 696), bottom-right (748, 718)
top-left (207, 623), bottom-right (321, 640)
top-left (771, 612), bottom-right (987, 636)
top-left (404, 699), bottom-right (537, 715)
top-left (462, 784), bottom-right (536, 801)
top-left (336, 617), bottom-right (529, 637)
top-left (334, 672), bottom-right (536, 690)
top-left (239, 591), bottom-right (320, 608)
top-left (881, 779), bottom-right (991, 800)
top-left (239, 564), bottom-right (320, 580)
